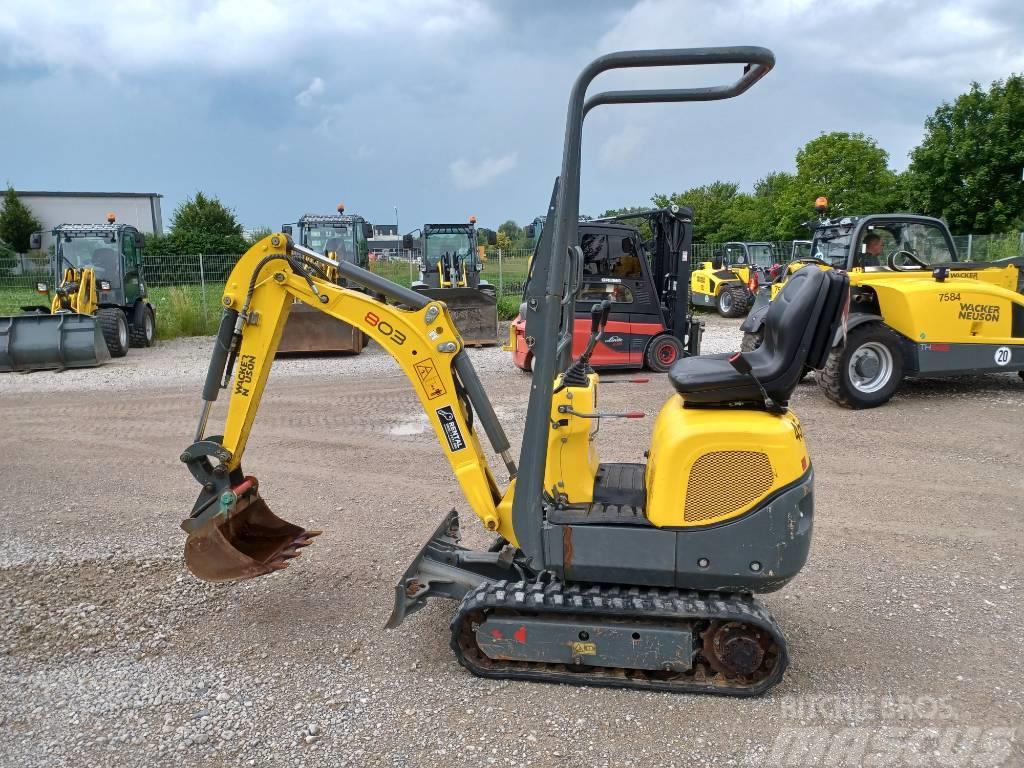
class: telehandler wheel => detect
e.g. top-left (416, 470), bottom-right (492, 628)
top-left (742, 329), bottom-right (811, 382)
top-left (819, 323), bottom-right (904, 409)
top-left (129, 304), bottom-right (156, 348)
top-left (645, 334), bottom-right (684, 372)
top-left (716, 285), bottom-right (749, 318)
top-left (98, 308), bottom-right (129, 358)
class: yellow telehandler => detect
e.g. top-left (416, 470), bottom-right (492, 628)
top-left (177, 46), bottom-right (850, 695)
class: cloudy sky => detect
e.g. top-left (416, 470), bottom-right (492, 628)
top-left (2, 0), bottom-right (1022, 232)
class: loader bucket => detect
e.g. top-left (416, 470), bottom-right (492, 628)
top-left (0, 312), bottom-right (111, 372)
top-left (183, 478), bottom-right (321, 582)
top-left (415, 288), bottom-right (498, 346)
top-left (276, 301), bottom-right (365, 356)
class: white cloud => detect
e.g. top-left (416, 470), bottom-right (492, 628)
top-left (0, 0), bottom-right (496, 76)
top-left (449, 153), bottom-right (518, 189)
top-left (295, 77), bottom-right (325, 107)
top-left (597, 0), bottom-right (1024, 88)
top-left (598, 122), bottom-right (649, 170)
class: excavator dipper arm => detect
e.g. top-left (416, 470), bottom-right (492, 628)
top-left (178, 234), bottom-right (515, 582)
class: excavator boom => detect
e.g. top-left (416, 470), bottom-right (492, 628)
top-left (179, 235), bottom-right (516, 581)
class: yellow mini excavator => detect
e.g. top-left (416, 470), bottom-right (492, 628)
top-left (178, 47), bottom-right (849, 695)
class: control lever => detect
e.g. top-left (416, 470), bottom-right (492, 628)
top-left (557, 300), bottom-right (611, 390)
top-left (728, 352), bottom-right (785, 414)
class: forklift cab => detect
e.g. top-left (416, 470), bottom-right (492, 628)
top-left (574, 224), bottom-right (663, 368)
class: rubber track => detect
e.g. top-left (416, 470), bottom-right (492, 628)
top-left (450, 579), bottom-right (788, 696)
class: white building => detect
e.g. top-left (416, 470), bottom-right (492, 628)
top-left (15, 191), bottom-right (164, 251)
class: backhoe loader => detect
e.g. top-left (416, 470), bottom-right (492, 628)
top-left (404, 218), bottom-right (499, 345)
top-left (178, 46), bottom-right (850, 695)
top-left (0, 217), bottom-right (156, 372)
top-left (741, 212), bottom-right (1024, 407)
top-left (276, 205), bottom-right (374, 355)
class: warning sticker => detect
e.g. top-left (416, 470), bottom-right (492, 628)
top-left (435, 406), bottom-right (466, 452)
top-left (994, 346), bottom-right (1012, 366)
top-left (414, 358), bottom-right (447, 400)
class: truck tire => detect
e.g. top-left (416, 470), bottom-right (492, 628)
top-left (818, 323), bottom-right (903, 409)
top-left (644, 335), bottom-right (684, 372)
top-left (98, 308), bottom-right (129, 358)
top-left (129, 304), bottom-right (156, 347)
top-left (716, 285), bottom-right (749, 318)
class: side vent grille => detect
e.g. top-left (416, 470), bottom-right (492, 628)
top-left (684, 451), bottom-right (773, 523)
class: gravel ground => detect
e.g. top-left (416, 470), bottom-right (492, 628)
top-left (1, 316), bottom-right (1022, 767)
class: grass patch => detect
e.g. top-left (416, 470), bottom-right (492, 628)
top-left (149, 285), bottom-right (223, 339)
top-left (497, 295), bottom-right (522, 320)
top-left (0, 287), bottom-right (48, 315)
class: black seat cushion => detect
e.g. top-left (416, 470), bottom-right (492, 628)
top-left (669, 268), bottom-right (848, 405)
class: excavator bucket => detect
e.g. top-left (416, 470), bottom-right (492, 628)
top-left (276, 302), bottom-right (365, 355)
top-left (415, 288), bottom-right (498, 346)
top-left (182, 477), bottom-right (321, 582)
top-left (0, 312), bottom-right (111, 372)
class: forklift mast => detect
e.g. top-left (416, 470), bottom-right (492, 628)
top-left (592, 206), bottom-right (694, 345)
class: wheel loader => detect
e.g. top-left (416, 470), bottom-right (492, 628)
top-left (690, 241), bottom-right (775, 317)
top-left (741, 212), bottom-right (1024, 407)
top-left (276, 205), bottom-right (374, 355)
top-left (0, 216), bottom-right (156, 372)
top-left (404, 218), bottom-right (499, 345)
top-left (508, 206), bottom-right (703, 372)
top-left (178, 46), bottom-right (851, 695)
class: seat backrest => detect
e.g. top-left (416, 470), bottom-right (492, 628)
top-left (745, 267), bottom-right (848, 403)
top-left (806, 270), bottom-right (849, 370)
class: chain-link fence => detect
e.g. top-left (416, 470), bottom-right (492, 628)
top-left (1, 234), bottom-right (1019, 333)
top-left (692, 233), bottom-right (1024, 265)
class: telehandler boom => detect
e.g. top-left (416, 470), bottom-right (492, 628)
top-left (179, 46), bottom-right (849, 695)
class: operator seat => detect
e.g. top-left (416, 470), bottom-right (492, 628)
top-left (669, 268), bottom-right (848, 406)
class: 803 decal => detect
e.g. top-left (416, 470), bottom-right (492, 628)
top-left (364, 311), bottom-right (406, 345)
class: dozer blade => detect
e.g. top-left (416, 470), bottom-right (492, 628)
top-left (0, 312), bottom-right (111, 372)
top-left (415, 288), bottom-right (498, 346)
top-left (183, 477), bottom-right (321, 582)
top-left (276, 302), bottom-right (365, 356)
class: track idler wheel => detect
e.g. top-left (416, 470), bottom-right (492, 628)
top-left (700, 620), bottom-right (773, 679)
top-left (183, 477), bottom-right (321, 582)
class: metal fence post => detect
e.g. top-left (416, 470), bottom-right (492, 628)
top-left (966, 234), bottom-right (973, 261)
top-left (198, 253), bottom-right (208, 321)
top-left (498, 247), bottom-right (504, 297)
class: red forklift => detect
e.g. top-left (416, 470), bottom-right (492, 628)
top-left (507, 201), bottom-right (702, 371)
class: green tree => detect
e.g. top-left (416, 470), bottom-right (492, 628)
top-left (653, 181), bottom-right (742, 243)
top-left (170, 192), bottom-right (243, 237)
top-left (498, 219), bottom-right (522, 243)
top-left (246, 226), bottom-right (273, 246)
top-left (904, 75), bottom-right (1024, 233)
top-left (0, 239), bottom-right (17, 275)
top-left (775, 132), bottom-right (900, 236)
top-left (0, 186), bottom-right (42, 252)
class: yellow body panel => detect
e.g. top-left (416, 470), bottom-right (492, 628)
top-left (691, 261), bottom-right (748, 300)
top-left (847, 271), bottom-right (1024, 344)
top-left (645, 394), bottom-right (808, 527)
top-left (544, 374), bottom-right (600, 503)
